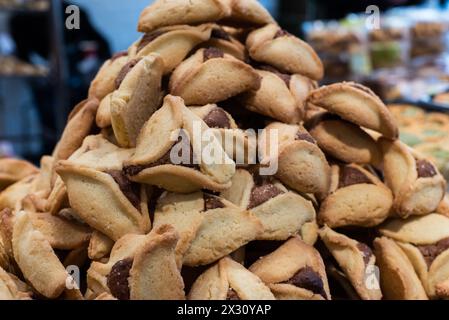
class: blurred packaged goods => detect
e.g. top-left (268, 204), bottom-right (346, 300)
top-left (304, 6), bottom-right (449, 105)
top-left (368, 19), bottom-right (410, 70)
top-left (411, 21), bottom-right (447, 58)
top-left (304, 18), bottom-right (370, 82)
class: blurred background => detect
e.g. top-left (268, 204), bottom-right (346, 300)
top-left (1, 0), bottom-right (449, 177)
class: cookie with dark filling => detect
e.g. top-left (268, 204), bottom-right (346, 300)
top-left (190, 104), bottom-right (257, 165)
top-left (380, 138), bottom-right (446, 218)
top-left (379, 213), bottom-right (449, 299)
top-left (12, 211), bottom-right (69, 299)
top-left (89, 51), bottom-right (129, 101)
top-left (307, 112), bottom-right (382, 165)
top-left (89, 225), bottom-right (185, 300)
top-left (54, 134), bottom-right (150, 241)
top-left (220, 169), bottom-right (316, 241)
top-left (249, 236), bottom-right (331, 300)
top-left (169, 48), bottom-right (260, 105)
top-left (110, 54), bottom-right (165, 148)
top-left (319, 226), bottom-right (382, 300)
top-left (373, 237), bottom-right (428, 300)
top-left (56, 163), bottom-right (149, 241)
top-left (258, 122), bottom-right (330, 195)
top-left (153, 191), bottom-right (262, 267)
top-left (318, 164), bottom-right (392, 228)
top-left (123, 95), bottom-right (236, 193)
top-left (188, 257), bottom-right (275, 300)
top-left (138, 0), bottom-right (231, 33)
top-left (129, 24), bottom-right (213, 73)
top-left (307, 82), bottom-right (398, 139)
top-left (246, 24), bottom-right (323, 80)
top-left (202, 26), bottom-right (246, 61)
top-left (241, 66), bottom-right (317, 124)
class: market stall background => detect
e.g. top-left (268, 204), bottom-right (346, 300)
top-left (0, 0), bottom-right (449, 163)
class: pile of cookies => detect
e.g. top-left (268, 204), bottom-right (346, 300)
top-left (1, 0), bottom-right (449, 300)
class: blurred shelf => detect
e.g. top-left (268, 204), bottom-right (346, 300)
top-left (0, 0), bottom-right (66, 160)
top-left (0, 73), bottom-right (49, 79)
top-left (0, 6), bottom-right (49, 13)
top-left (388, 99), bottom-right (449, 113)
top-left (0, 1), bottom-right (50, 13)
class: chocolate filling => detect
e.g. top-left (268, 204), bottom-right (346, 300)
top-left (259, 65), bottom-right (291, 86)
top-left (417, 237), bottom-right (449, 268)
top-left (248, 173), bottom-right (284, 209)
top-left (274, 29), bottom-right (293, 39)
top-left (356, 243), bottom-right (373, 265)
top-left (211, 27), bottom-right (231, 41)
top-left (416, 159), bottom-right (437, 178)
top-left (203, 47), bottom-right (224, 62)
top-left (123, 136), bottom-right (199, 177)
top-left (284, 267), bottom-right (327, 299)
top-left (110, 51), bottom-right (128, 62)
top-left (338, 166), bottom-right (373, 189)
top-left (296, 132), bottom-right (316, 145)
top-left (203, 193), bottom-right (225, 211)
top-left (137, 30), bottom-right (168, 53)
top-left (105, 170), bottom-right (141, 211)
top-left (226, 289), bottom-right (241, 300)
top-left (148, 187), bottom-right (164, 223)
top-left (107, 258), bottom-right (133, 300)
top-left (203, 108), bottom-right (231, 129)
top-left (115, 58), bottom-right (141, 89)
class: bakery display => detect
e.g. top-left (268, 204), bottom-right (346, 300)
top-left (0, 0), bottom-right (49, 11)
top-left (411, 22), bottom-right (447, 58)
top-left (1, 0), bottom-right (449, 301)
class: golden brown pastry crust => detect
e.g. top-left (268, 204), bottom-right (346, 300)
top-left (89, 52), bottom-right (129, 101)
top-left (380, 139), bottom-right (446, 218)
top-left (189, 257), bottom-right (275, 300)
top-left (129, 24), bottom-right (213, 73)
top-left (190, 104), bottom-right (257, 165)
top-left (12, 211), bottom-right (68, 299)
top-left (56, 164), bottom-right (147, 241)
top-left (154, 191), bottom-right (262, 267)
top-left (129, 225), bottom-right (185, 300)
top-left (374, 237), bottom-right (428, 300)
top-left (318, 164), bottom-right (392, 228)
top-left (307, 82), bottom-right (398, 139)
top-left (242, 70), bottom-right (315, 124)
top-left (220, 168), bottom-right (316, 241)
top-left (0, 158), bottom-right (38, 192)
top-left (110, 55), bottom-right (165, 148)
top-left (169, 48), bottom-right (260, 105)
top-left (319, 226), bottom-right (382, 300)
top-left (247, 24), bottom-right (323, 80)
top-left (307, 114), bottom-right (382, 165)
top-left (138, 0), bottom-right (231, 33)
top-left (124, 95), bottom-right (236, 193)
top-left (259, 122), bottom-right (330, 195)
top-left (53, 99), bottom-right (99, 162)
top-left (249, 236), bottom-right (331, 300)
